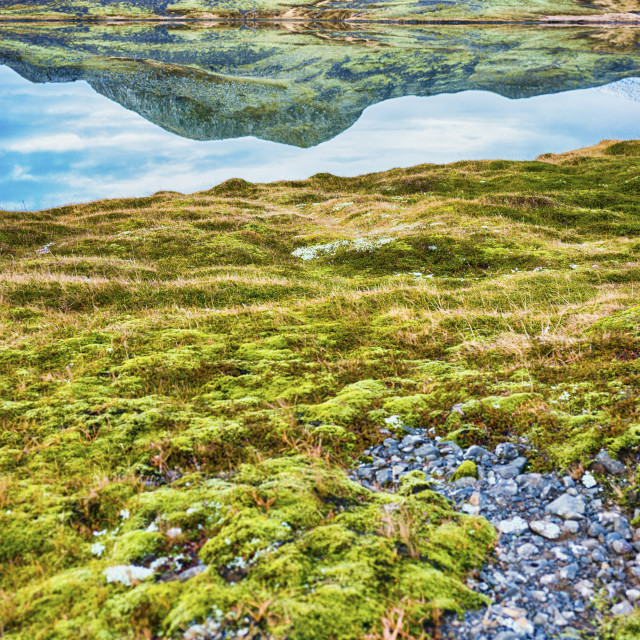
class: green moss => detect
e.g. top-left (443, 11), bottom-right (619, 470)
top-left (614, 609), bottom-right (640, 640)
top-left (398, 470), bottom-right (432, 496)
top-left (382, 394), bottom-right (433, 427)
top-left (450, 461), bottom-right (478, 482)
top-left (2, 456), bottom-right (494, 639)
top-left (111, 531), bottom-right (165, 564)
top-left (590, 305), bottom-right (640, 336)
top-left (301, 380), bottom-right (387, 426)
top-left (442, 425), bottom-right (487, 448)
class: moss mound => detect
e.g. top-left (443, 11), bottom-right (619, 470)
top-left (2, 456), bottom-right (494, 639)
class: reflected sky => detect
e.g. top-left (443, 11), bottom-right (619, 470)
top-left (1, 65), bottom-right (639, 211)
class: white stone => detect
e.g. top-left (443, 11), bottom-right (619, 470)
top-left (103, 565), bottom-right (154, 586)
top-left (529, 520), bottom-right (562, 540)
top-left (533, 612), bottom-right (549, 625)
top-left (582, 473), bottom-right (597, 488)
top-left (575, 580), bottom-right (594, 599)
top-left (517, 543), bottom-right (540, 559)
top-left (626, 589), bottom-right (640, 602)
top-left (498, 516), bottom-right (529, 535)
top-left (563, 521), bottom-right (580, 535)
top-left (512, 617), bottom-right (534, 636)
top-left (612, 600), bottom-right (634, 616)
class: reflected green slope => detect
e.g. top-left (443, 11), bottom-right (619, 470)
top-left (1, 23), bottom-right (639, 147)
top-left (0, 0), bottom-right (638, 21)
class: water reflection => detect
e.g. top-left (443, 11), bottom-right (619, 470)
top-left (1, 65), bottom-right (639, 211)
top-left (2, 23), bottom-right (640, 147)
top-left (0, 23), bottom-right (639, 209)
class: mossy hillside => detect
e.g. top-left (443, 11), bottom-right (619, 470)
top-left (0, 0), bottom-right (634, 22)
top-left (1, 140), bottom-right (640, 636)
top-left (0, 23), bottom-right (639, 147)
top-left (2, 456), bottom-right (494, 639)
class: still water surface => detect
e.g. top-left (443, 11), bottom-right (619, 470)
top-left (1, 24), bottom-right (639, 210)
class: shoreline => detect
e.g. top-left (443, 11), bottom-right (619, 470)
top-left (0, 14), bottom-right (639, 25)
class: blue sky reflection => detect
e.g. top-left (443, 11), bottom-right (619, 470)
top-left (1, 65), bottom-right (639, 211)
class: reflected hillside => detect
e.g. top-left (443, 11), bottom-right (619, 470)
top-left (1, 23), bottom-right (639, 147)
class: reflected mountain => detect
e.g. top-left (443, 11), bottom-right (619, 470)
top-left (1, 23), bottom-right (639, 147)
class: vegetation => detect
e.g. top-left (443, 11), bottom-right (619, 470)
top-left (1, 139), bottom-right (640, 637)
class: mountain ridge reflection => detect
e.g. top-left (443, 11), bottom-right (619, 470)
top-left (1, 23), bottom-right (640, 147)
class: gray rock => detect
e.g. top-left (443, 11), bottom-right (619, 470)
top-left (375, 469), bottom-right (393, 486)
top-left (563, 521), bottom-right (580, 534)
top-left (401, 435), bottom-right (425, 448)
top-left (574, 580), bottom-right (594, 599)
top-left (545, 493), bottom-right (587, 520)
top-left (626, 589), bottom-right (640, 602)
top-left (595, 450), bottom-right (626, 476)
top-left (356, 466), bottom-right (374, 481)
top-left (588, 522), bottom-right (606, 538)
top-left (560, 563), bottom-right (580, 580)
top-left (177, 564), bottom-right (207, 582)
top-left (489, 478), bottom-right (519, 497)
top-left (495, 443), bottom-right (519, 461)
top-left (392, 464), bottom-right (407, 477)
top-left (414, 444), bottom-right (439, 458)
top-left (452, 476), bottom-right (477, 488)
top-left (614, 517), bottom-right (633, 541)
top-left (465, 445), bottom-right (490, 460)
top-left (438, 441), bottom-right (463, 456)
top-left (530, 520), bottom-right (562, 540)
top-left (612, 539), bottom-right (633, 555)
top-left (495, 457), bottom-right (528, 478)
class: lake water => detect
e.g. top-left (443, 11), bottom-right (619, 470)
top-left (1, 23), bottom-right (639, 210)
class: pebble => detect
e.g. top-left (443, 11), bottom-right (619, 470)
top-left (517, 543), bottom-right (539, 559)
top-left (612, 539), bottom-right (634, 555)
top-left (529, 520), bottom-right (562, 540)
top-left (498, 516), bottom-right (529, 535)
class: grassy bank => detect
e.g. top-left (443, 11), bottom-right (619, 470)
top-left (1, 139), bottom-right (639, 638)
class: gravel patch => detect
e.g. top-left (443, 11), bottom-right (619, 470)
top-left (350, 425), bottom-right (640, 639)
